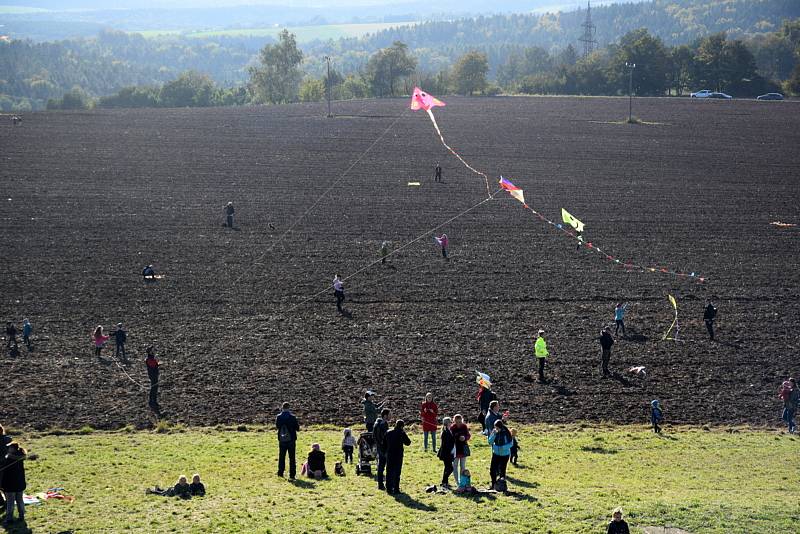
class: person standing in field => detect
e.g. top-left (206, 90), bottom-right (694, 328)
top-left (92, 325), bottom-right (109, 358)
top-left (379, 241), bottom-right (390, 264)
top-left (487, 419), bottom-right (513, 490)
top-left (333, 274), bottom-right (345, 313)
top-left (420, 392), bottom-right (438, 453)
top-left (477, 384), bottom-right (497, 433)
top-left (434, 163), bottom-right (442, 183)
top-left (607, 507), bottom-right (630, 534)
top-left (614, 303), bottom-right (627, 336)
top-left (341, 428), bottom-right (356, 464)
top-left (484, 400), bottom-right (502, 436)
top-left (225, 202), bottom-right (235, 228)
top-left (598, 326), bottom-right (615, 378)
top-left (373, 408), bottom-right (390, 491)
top-left (778, 378), bottom-right (798, 434)
top-left (21, 319), bottom-right (32, 352)
top-left (435, 234), bottom-right (449, 260)
top-left (437, 416), bottom-right (455, 487)
top-left (450, 414), bottom-right (471, 486)
top-left (650, 400), bottom-right (663, 433)
top-left (703, 298), bottom-right (717, 340)
top-left (276, 402), bottom-right (300, 480)
top-left (145, 346), bottom-right (161, 415)
top-left (384, 419), bottom-right (411, 495)
top-left (114, 323), bottom-right (128, 362)
top-left (361, 391), bottom-right (383, 432)
top-left (534, 329), bottom-right (549, 383)
top-left (5, 322), bottom-right (17, 350)
top-left (1, 442), bottom-right (27, 526)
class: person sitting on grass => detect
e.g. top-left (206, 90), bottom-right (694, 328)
top-left (142, 265), bottom-right (156, 280)
top-left (147, 475), bottom-right (191, 498)
top-left (607, 507), bottom-right (630, 534)
top-left (306, 443), bottom-right (328, 479)
top-left (189, 474), bottom-right (205, 496)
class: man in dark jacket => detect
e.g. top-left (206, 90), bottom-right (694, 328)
top-left (114, 323), bottom-right (127, 362)
top-left (703, 299), bottom-right (717, 340)
top-left (384, 419), bottom-right (411, 495)
top-left (599, 327), bottom-right (615, 377)
top-left (276, 402), bottom-right (300, 480)
top-left (5, 322), bottom-right (17, 350)
top-left (478, 386), bottom-right (497, 433)
top-left (225, 202), bottom-right (235, 228)
top-left (145, 347), bottom-right (161, 415)
top-left (437, 416), bottom-right (455, 487)
top-left (372, 408), bottom-right (390, 490)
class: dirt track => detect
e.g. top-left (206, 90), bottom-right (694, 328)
top-left (1, 96), bottom-right (798, 430)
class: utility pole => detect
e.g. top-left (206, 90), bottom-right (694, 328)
top-left (323, 55), bottom-right (332, 118)
top-left (625, 62), bottom-right (636, 122)
top-left (578, 1), bottom-right (597, 58)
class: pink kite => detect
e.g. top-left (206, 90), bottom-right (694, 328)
top-left (499, 176), bottom-right (525, 205)
top-left (410, 86), bottom-right (446, 111)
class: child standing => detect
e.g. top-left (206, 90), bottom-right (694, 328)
top-left (650, 400), bottom-right (663, 433)
top-left (21, 319), bottom-right (32, 351)
top-left (435, 234), bottom-right (449, 260)
top-left (454, 468), bottom-right (472, 493)
top-left (509, 428), bottom-right (520, 466)
top-left (341, 428), bottom-right (356, 464)
top-left (92, 325), bottom-right (110, 358)
top-left (614, 303), bottom-right (627, 336)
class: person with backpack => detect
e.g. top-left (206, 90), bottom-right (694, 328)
top-left (437, 416), bottom-right (455, 488)
top-left (372, 408), bottom-right (390, 490)
top-left (779, 379), bottom-right (798, 434)
top-left (384, 420), bottom-right (411, 495)
top-left (114, 323), bottom-right (128, 362)
top-left (703, 299), bottom-right (717, 341)
top-left (276, 402), bottom-right (300, 480)
top-left (488, 419), bottom-right (513, 491)
top-left (420, 392), bottom-right (439, 453)
top-left (598, 326), bottom-right (615, 378)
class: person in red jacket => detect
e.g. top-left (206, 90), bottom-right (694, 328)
top-left (420, 392), bottom-right (439, 453)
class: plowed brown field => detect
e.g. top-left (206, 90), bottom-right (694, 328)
top-left (2, 96), bottom-right (798, 430)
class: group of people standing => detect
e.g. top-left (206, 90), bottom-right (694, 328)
top-left (5, 320), bottom-right (32, 356)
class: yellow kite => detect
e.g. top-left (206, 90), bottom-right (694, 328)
top-left (561, 208), bottom-right (584, 232)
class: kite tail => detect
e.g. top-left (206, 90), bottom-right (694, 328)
top-left (427, 109), bottom-right (491, 199)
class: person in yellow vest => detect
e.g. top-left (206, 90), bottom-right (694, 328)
top-left (534, 329), bottom-right (548, 383)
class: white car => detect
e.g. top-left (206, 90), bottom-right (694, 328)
top-left (690, 90), bottom-right (713, 98)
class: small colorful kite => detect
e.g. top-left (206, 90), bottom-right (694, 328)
top-left (561, 208), bottom-right (585, 232)
top-left (475, 370), bottom-right (492, 389)
top-left (499, 176), bottom-right (525, 205)
top-left (410, 87), bottom-right (491, 198)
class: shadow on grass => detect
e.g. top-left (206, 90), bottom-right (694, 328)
top-left (1, 519), bottom-right (32, 534)
top-left (392, 493), bottom-right (436, 511)
top-left (580, 445), bottom-right (619, 454)
top-left (289, 478), bottom-right (315, 489)
top-left (505, 476), bottom-right (539, 489)
top-left (657, 433), bottom-right (679, 441)
top-left (505, 490), bottom-right (538, 502)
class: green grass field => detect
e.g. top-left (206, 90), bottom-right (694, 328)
top-left (136, 22), bottom-right (416, 43)
top-left (6, 424), bottom-right (798, 533)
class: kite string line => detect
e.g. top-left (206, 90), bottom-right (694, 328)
top-left (290, 189), bottom-right (502, 310)
top-left (426, 108), bottom-right (491, 199)
top-left (499, 189), bottom-right (705, 282)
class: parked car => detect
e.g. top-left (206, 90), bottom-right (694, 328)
top-left (690, 90), bottom-right (712, 98)
top-left (708, 92), bottom-right (732, 99)
top-left (756, 93), bottom-right (784, 101)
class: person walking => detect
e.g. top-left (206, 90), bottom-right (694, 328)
top-left (614, 303), bottom-right (627, 336)
top-left (276, 402), bottom-right (300, 480)
top-left (488, 419), bottom-right (513, 490)
top-left (437, 416), bottom-right (455, 488)
top-left (2, 442), bottom-right (27, 526)
top-left (224, 202), bottom-right (235, 228)
top-left (484, 400), bottom-right (502, 435)
top-left (450, 414), bottom-right (471, 486)
top-left (420, 392), bottom-right (439, 452)
top-left (598, 326), bottom-right (615, 377)
top-left (703, 298), bottom-right (717, 341)
top-left (5, 322), bottom-right (17, 350)
top-left (114, 323), bottom-right (128, 362)
top-left (434, 163), bottom-right (442, 183)
top-left (145, 346), bottom-right (161, 415)
top-left (779, 378), bottom-right (798, 434)
top-left (435, 234), bottom-right (449, 260)
top-left (534, 329), bottom-right (549, 383)
top-left (384, 420), bottom-right (411, 495)
top-left (372, 408), bottom-right (390, 490)
top-left (21, 319), bottom-right (32, 351)
top-left (333, 274), bottom-right (345, 313)
top-left (477, 384), bottom-right (497, 433)
top-left (607, 507), bottom-right (631, 534)
top-left (92, 325), bottom-right (110, 359)
top-left (361, 391), bottom-right (383, 432)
